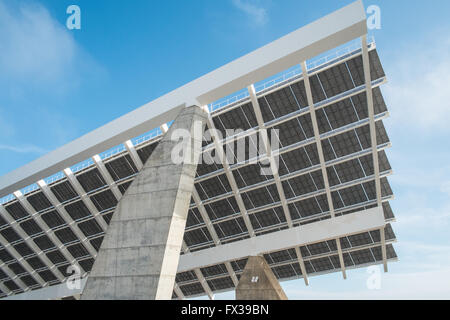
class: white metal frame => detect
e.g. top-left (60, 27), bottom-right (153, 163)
top-left (0, 1), bottom-right (395, 300)
top-left (0, 0), bottom-right (367, 198)
top-left (361, 35), bottom-right (387, 272)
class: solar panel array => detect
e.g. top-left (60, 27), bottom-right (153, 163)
top-left (0, 41), bottom-right (397, 299)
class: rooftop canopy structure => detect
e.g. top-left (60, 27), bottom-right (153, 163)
top-left (0, 0), bottom-right (396, 300)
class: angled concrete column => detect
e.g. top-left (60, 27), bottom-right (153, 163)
top-left (236, 256), bottom-right (288, 300)
top-left (81, 106), bottom-right (207, 300)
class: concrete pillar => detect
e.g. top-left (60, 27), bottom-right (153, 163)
top-left (235, 256), bottom-right (288, 300)
top-left (81, 106), bottom-right (207, 300)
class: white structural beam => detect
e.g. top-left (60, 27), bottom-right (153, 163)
top-left (301, 61), bottom-right (347, 279)
top-left (192, 189), bottom-right (221, 246)
top-left (361, 35), bottom-right (387, 273)
top-left (335, 238), bottom-right (347, 279)
top-left (194, 268), bottom-right (214, 300)
top-left (294, 247), bottom-right (309, 286)
top-left (92, 155), bottom-right (122, 201)
top-left (0, 0), bottom-right (367, 198)
top-left (124, 140), bottom-right (144, 171)
top-left (37, 180), bottom-right (99, 260)
top-left (1, 277), bottom-right (87, 300)
top-left (202, 106), bottom-right (255, 237)
top-left (248, 84), bottom-right (293, 228)
top-left (63, 168), bottom-right (108, 232)
top-left (224, 261), bottom-right (239, 287)
top-left (0, 281), bottom-right (11, 296)
top-left (173, 283), bottom-right (185, 300)
top-left (300, 62), bottom-right (335, 219)
top-left (0, 204), bottom-right (65, 282)
top-left (178, 206), bottom-right (384, 272)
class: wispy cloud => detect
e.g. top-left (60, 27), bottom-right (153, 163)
top-left (0, 144), bottom-right (46, 155)
top-left (231, 0), bottom-right (268, 26)
top-left (0, 0), bottom-right (103, 92)
top-left (383, 34), bottom-right (450, 133)
top-left (0, 1), bottom-right (76, 84)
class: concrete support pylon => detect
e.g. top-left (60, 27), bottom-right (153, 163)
top-left (81, 106), bottom-right (207, 300)
top-left (236, 256), bottom-right (288, 300)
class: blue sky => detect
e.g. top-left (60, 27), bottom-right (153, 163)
top-left (1, 0), bottom-right (450, 299)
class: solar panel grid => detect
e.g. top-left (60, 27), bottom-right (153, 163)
top-left (9, 262), bottom-right (26, 276)
top-left (38, 269), bottom-right (58, 283)
top-left (89, 237), bottom-right (103, 251)
top-left (205, 198), bottom-right (239, 220)
top-left (117, 181), bottom-right (132, 195)
top-left (19, 219), bottom-right (43, 237)
top-left (184, 227), bottom-right (213, 247)
top-left (201, 264), bottom-right (228, 278)
top-left (57, 264), bottom-right (71, 277)
top-left (41, 210), bottom-right (66, 229)
top-left (26, 192), bottom-right (52, 212)
top-left (104, 155), bottom-right (138, 182)
top-left (4, 202), bottom-right (29, 221)
top-left (64, 200), bottom-right (91, 221)
top-left (45, 250), bottom-right (68, 265)
top-left (75, 168), bottom-right (106, 193)
top-left (180, 282), bottom-right (205, 296)
top-left (232, 164), bottom-right (268, 188)
top-left (0, 269), bottom-right (8, 280)
top-left (242, 184), bottom-right (280, 209)
top-left (66, 243), bottom-right (90, 259)
top-left (78, 258), bottom-right (95, 273)
top-left (0, 47), bottom-right (397, 298)
top-left (186, 208), bottom-right (204, 228)
top-left (4, 280), bottom-right (21, 292)
top-left (264, 87), bottom-right (301, 119)
top-left (249, 206), bottom-right (286, 230)
top-left (207, 276), bottom-right (235, 291)
top-left (176, 270), bottom-right (198, 283)
top-left (26, 256), bottom-right (46, 271)
top-left (32, 235), bottom-right (55, 251)
top-left (213, 217), bottom-right (248, 239)
top-left (50, 181), bottom-right (78, 203)
top-left (195, 175), bottom-right (231, 200)
top-left (54, 227), bottom-right (78, 245)
top-left (78, 219), bottom-right (103, 238)
top-left (136, 142), bottom-right (158, 164)
top-left (90, 189), bottom-right (117, 212)
top-left (0, 228), bottom-right (21, 243)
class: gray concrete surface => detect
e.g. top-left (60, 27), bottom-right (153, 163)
top-left (81, 106), bottom-right (207, 300)
top-left (236, 256), bottom-right (288, 300)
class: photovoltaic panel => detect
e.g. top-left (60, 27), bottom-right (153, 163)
top-left (0, 39), bottom-right (398, 299)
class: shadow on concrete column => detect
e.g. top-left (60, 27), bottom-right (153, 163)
top-left (236, 256), bottom-right (288, 300)
top-left (81, 106), bottom-right (207, 300)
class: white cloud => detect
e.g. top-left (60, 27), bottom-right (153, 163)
top-left (232, 0), bottom-right (268, 26)
top-left (0, 1), bottom-right (77, 84)
top-left (0, 144), bottom-right (46, 154)
top-left (383, 35), bottom-right (450, 133)
top-left (440, 181), bottom-right (450, 196)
